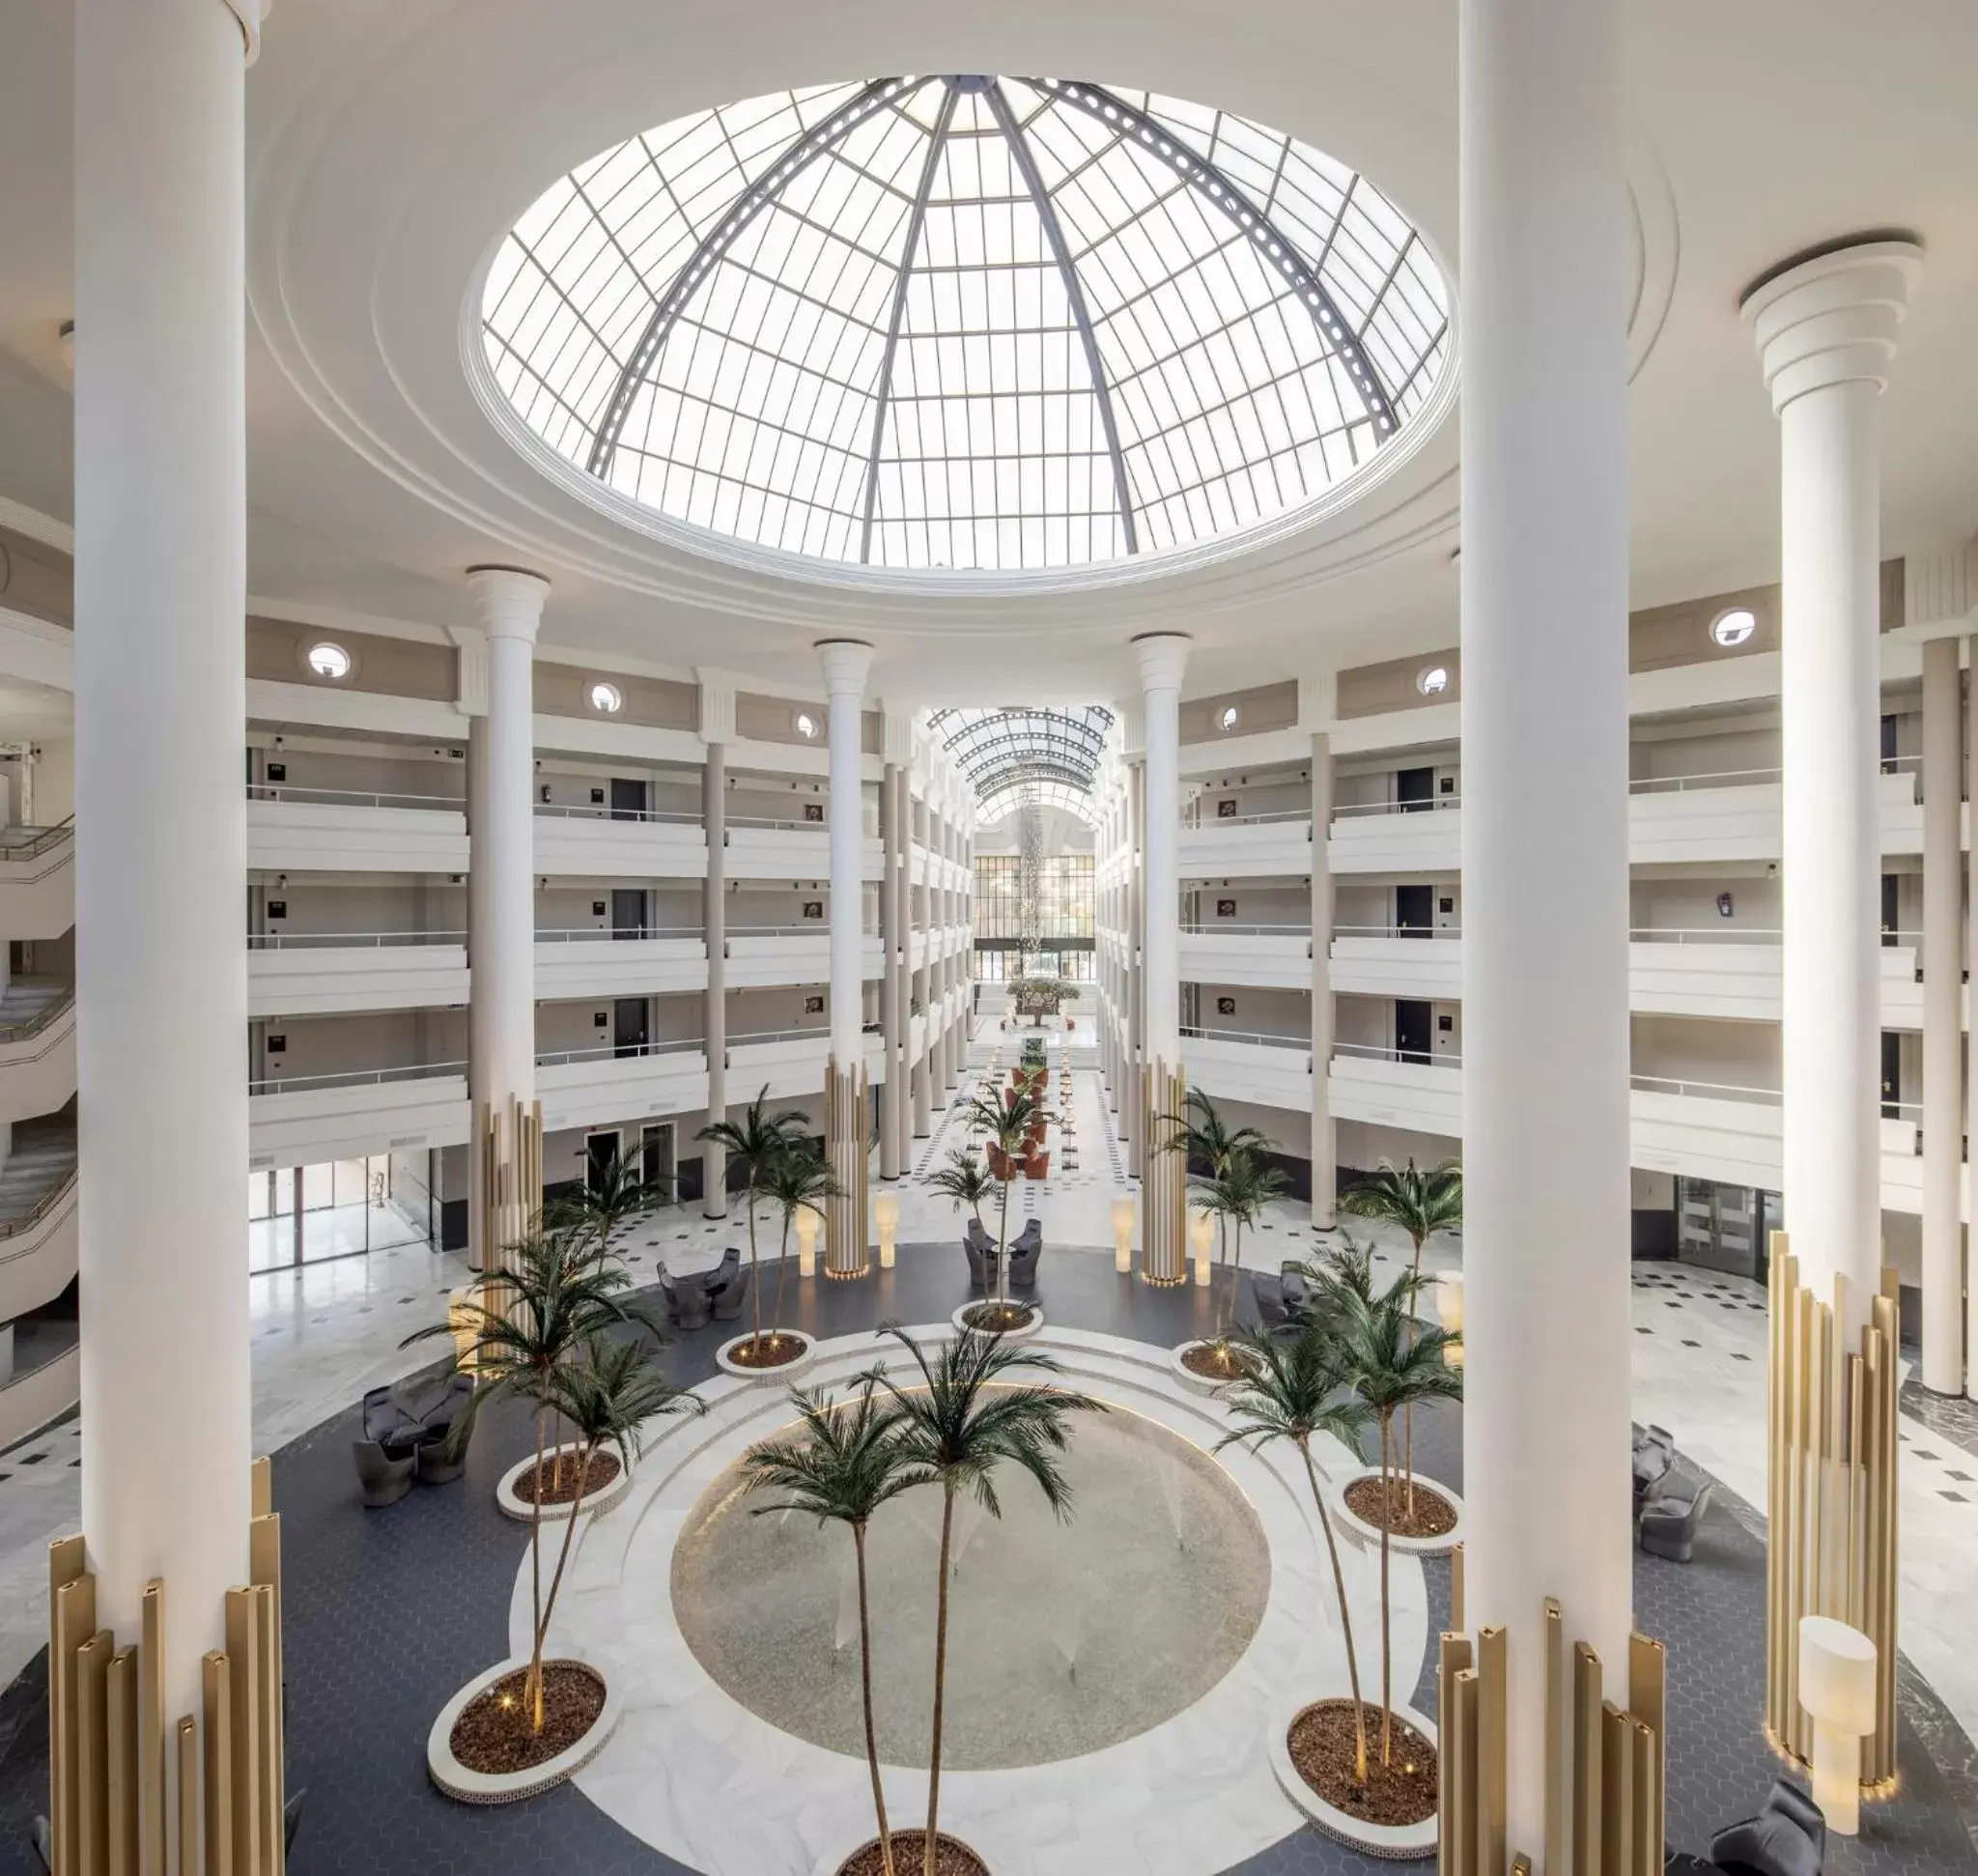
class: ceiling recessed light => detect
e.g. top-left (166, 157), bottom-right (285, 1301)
top-left (588, 680), bottom-right (623, 715)
top-left (306, 641), bottom-right (352, 680)
top-left (793, 710), bottom-right (819, 740)
top-left (1415, 665), bottom-right (1451, 697)
top-left (1710, 608), bottom-right (1757, 649)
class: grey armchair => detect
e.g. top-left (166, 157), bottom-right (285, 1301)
top-left (353, 1439), bottom-right (415, 1508)
top-left (964, 1231), bottom-right (997, 1289)
top-left (661, 1265), bottom-right (711, 1330)
top-left (707, 1251), bottom-right (749, 1322)
top-left (1251, 1265), bottom-right (1311, 1331)
top-left (1639, 1478), bottom-right (1712, 1562)
top-left (1710, 1778), bottom-right (1824, 1876)
top-left (1007, 1222), bottom-right (1042, 1289)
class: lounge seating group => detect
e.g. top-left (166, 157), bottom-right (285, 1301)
top-left (1632, 1423), bottom-right (1713, 1562)
top-left (659, 1248), bottom-right (750, 1330)
top-left (963, 1216), bottom-right (1043, 1291)
top-left (353, 1371), bottom-right (475, 1506)
top-left (1250, 1264), bottom-right (1312, 1331)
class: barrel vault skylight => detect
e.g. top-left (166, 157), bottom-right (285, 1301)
top-left (482, 75), bottom-right (1450, 574)
top-left (927, 704), bottom-right (1115, 823)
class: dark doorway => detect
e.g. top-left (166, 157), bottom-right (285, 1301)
top-left (611, 888), bottom-right (648, 940)
top-left (1395, 883), bottom-right (1433, 937)
top-left (1880, 1029), bottom-right (1901, 1119)
top-left (1395, 998), bottom-right (1432, 1064)
top-left (640, 1123), bottom-right (674, 1199)
top-left (1396, 767), bottom-right (1434, 813)
top-left (1880, 873), bottom-right (1899, 947)
top-left (585, 1129), bottom-right (620, 1191)
top-left (1879, 714), bottom-right (1899, 776)
top-left (609, 777), bottom-right (648, 821)
top-left (613, 997), bottom-right (650, 1059)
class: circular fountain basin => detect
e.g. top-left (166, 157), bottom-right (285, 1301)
top-left (669, 1401), bottom-right (1271, 1769)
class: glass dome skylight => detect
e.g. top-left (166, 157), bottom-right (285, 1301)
top-left (483, 76), bottom-right (1450, 574)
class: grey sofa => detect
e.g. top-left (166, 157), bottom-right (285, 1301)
top-left (1632, 1424), bottom-right (1676, 1509)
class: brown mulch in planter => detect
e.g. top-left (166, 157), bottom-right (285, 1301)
top-left (839, 1831), bottom-right (989, 1876)
top-left (449, 1661), bottom-right (607, 1775)
top-left (1179, 1339), bottom-right (1255, 1381)
top-left (513, 1450), bottom-right (621, 1507)
top-left (726, 1333), bottom-right (811, 1370)
top-left (961, 1302), bottom-right (1037, 1335)
top-left (1342, 1474), bottom-right (1458, 1539)
top-left (1287, 1699), bottom-right (1437, 1827)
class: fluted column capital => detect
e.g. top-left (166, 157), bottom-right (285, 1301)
top-left (815, 638), bottom-right (875, 698)
top-left (1741, 236), bottom-right (1923, 413)
top-left (466, 565), bottom-right (550, 642)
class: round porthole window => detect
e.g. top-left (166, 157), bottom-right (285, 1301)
top-left (793, 711), bottom-right (819, 740)
top-left (1710, 608), bottom-right (1757, 649)
top-left (1415, 664), bottom-right (1451, 697)
top-left (1219, 704), bottom-right (1240, 731)
top-left (306, 641), bottom-right (352, 680)
top-left (589, 680), bottom-right (623, 715)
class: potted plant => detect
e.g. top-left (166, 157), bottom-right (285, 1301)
top-left (427, 1331), bottom-right (700, 1800)
top-left (1162, 1090), bottom-right (1282, 1382)
top-left (742, 1376), bottom-right (929, 1876)
top-left (698, 1086), bottom-right (811, 1370)
top-left (1339, 1158), bottom-right (1462, 1515)
top-left (926, 1145), bottom-right (994, 1232)
top-left (952, 1085), bottom-right (1051, 1335)
top-left (719, 1146), bottom-right (840, 1379)
top-left (876, 1325), bottom-right (1103, 1876)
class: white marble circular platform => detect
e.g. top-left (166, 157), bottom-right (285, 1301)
top-left (517, 1324), bottom-right (1432, 1876)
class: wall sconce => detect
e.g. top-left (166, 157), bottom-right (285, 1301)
top-left (1111, 1193), bottom-right (1136, 1274)
top-left (874, 1191), bottom-right (899, 1270)
top-left (795, 1207), bottom-right (819, 1278)
top-left (1435, 1271), bottom-right (1464, 1368)
top-left (1189, 1210), bottom-right (1214, 1287)
top-left (1715, 892), bottom-right (1735, 919)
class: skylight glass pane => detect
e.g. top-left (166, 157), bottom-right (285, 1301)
top-left (482, 74), bottom-right (1448, 571)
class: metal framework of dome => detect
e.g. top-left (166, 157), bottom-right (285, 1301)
top-left (928, 704), bottom-right (1114, 822)
top-left (484, 75), bottom-right (1450, 573)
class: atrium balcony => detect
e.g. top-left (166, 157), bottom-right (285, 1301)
top-left (1179, 923), bottom-right (1313, 989)
top-left (247, 781), bottom-right (469, 872)
top-left (535, 927), bottom-right (709, 1000)
top-left (249, 1059), bottom-right (470, 1167)
top-left (0, 820), bottom-right (74, 938)
top-left (536, 1038), bottom-right (710, 1134)
top-left (0, 981), bottom-right (75, 1126)
top-left (532, 800), bottom-right (709, 877)
top-left (1178, 809), bottom-right (1314, 879)
top-left (0, 1114), bottom-right (78, 1325)
top-left (248, 928), bottom-right (470, 1016)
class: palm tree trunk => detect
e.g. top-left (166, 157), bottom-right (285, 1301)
top-left (1226, 1220), bottom-right (1247, 1341)
top-left (1378, 1416), bottom-right (1393, 1766)
top-left (924, 1484), bottom-right (955, 1876)
top-left (771, 1212), bottom-right (793, 1342)
top-left (527, 1411), bottom-right (547, 1730)
top-left (534, 1437), bottom-right (600, 1724)
top-left (854, 1523), bottom-right (895, 1876)
top-left (1297, 1436), bottom-right (1369, 1785)
top-left (1214, 1215), bottom-right (1229, 1337)
top-left (747, 1185), bottom-right (763, 1352)
top-left (996, 1174), bottom-right (1011, 1310)
top-left (1404, 1234), bottom-right (1424, 1514)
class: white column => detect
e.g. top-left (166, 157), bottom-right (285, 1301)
top-left (1921, 635), bottom-right (1963, 1391)
top-left (76, 0), bottom-right (252, 1719)
top-left (1967, 661), bottom-right (1978, 1402)
top-left (1744, 239), bottom-right (1923, 1337)
top-left (891, 766), bottom-right (913, 1172)
top-left (702, 739), bottom-right (729, 1216)
top-left (817, 641), bottom-right (873, 1272)
top-left (466, 566), bottom-right (545, 1265)
top-left (1310, 733), bottom-right (1337, 1227)
top-left (1460, 0), bottom-right (1632, 1847)
top-left (1134, 636), bottom-right (1189, 1064)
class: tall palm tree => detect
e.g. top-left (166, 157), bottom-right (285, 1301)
top-left (698, 1086), bottom-right (810, 1348)
top-left (1193, 1150), bottom-right (1290, 1340)
top-left (530, 1336), bottom-right (702, 1728)
top-left (925, 1146), bottom-right (994, 1230)
top-left (877, 1325), bottom-right (1104, 1876)
top-left (405, 1236), bottom-right (658, 1728)
top-left (1331, 1283), bottom-right (1461, 1765)
top-left (1338, 1158), bottom-right (1462, 1510)
top-left (959, 1086), bottom-right (1052, 1313)
top-left (546, 1144), bottom-right (667, 1263)
top-left (762, 1147), bottom-right (843, 1344)
top-left (1161, 1087), bottom-right (1274, 1287)
top-left (1214, 1322), bottom-right (1376, 1782)
top-left (742, 1378), bottom-right (931, 1876)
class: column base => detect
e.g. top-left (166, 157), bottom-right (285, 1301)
top-left (1766, 1239), bottom-right (1900, 1786)
top-left (1440, 1571), bottom-right (1666, 1876)
top-left (1139, 1056), bottom-right (1188, 1284)
top-left (48, 1459), bottom-right (286, 1876)
top-left (824, 1057), bottom-right (870, 1278)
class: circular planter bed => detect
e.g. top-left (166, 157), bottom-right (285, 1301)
top-left (1267, 1696), bottom-right (1438, 1860)
top-left (949, 1299), bottom-right (1044, 1341)
top-left (495, 1441), bottom-right (632, 1524)
top-left (1332, 1467), bottom-right (1466, 1557)
top-left (822, 1831), bottom-right (990, 1876)
top-left (1168, 1337), bottom-right (1256, 1396)
top-left (716, 1328), bottom-right (818, 1384)
top-left (427, 1656), bottom-right (622, 1804)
